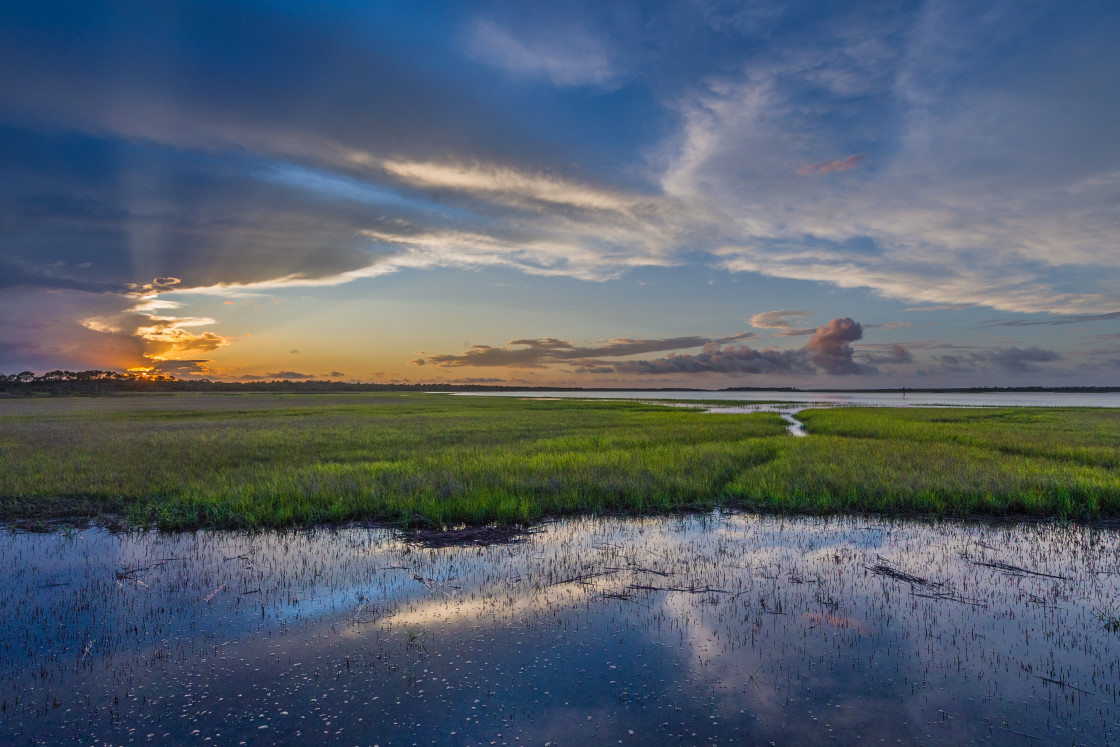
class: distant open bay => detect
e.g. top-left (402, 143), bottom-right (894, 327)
top-left (455, 389), bottom-right (1120, 408)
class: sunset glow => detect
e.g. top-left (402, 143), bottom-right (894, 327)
top-left (2, 1), bottom-right (1117, 386)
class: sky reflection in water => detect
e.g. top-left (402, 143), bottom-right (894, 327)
top-left (2, 514), bottom-right (1118, 744)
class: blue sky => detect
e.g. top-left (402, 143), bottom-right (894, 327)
top-left (1, 0), bottom-right (1118, 386)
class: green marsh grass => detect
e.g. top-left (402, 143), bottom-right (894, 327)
top-left (1, 394), bottom-right (1118, 528)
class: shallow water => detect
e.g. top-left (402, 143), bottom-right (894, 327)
top-left (457, 389), bottom-right (1120, 408)
top-left (2, 515), bottom-right (1118, 744)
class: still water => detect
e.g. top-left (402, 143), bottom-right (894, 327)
top-left (3, 514), bottom-right (1118, 744)
top-left (455, 389), bottom-right (1120, 409)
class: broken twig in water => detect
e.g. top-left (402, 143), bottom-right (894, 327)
top-left (1025, 671), bottom-right (1095, 696)
top-left (115, 557), bottom-right (188, 578)
top-left (866, 561), bottom-right (943, 588)
top-left (912, 590), bottom-right (987, 608)
top-left (548, 570), bottom-right (618, 586)
top-left (627, 583), bottom-right (734, 595)
top-left (604, 565), bottom-right (673, 577)
top-left (970, 559), bottom-right (1068, 580)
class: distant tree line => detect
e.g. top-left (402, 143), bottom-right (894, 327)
top-left (1, 370), bottom-right (1116, 396)
top-left (0, 370), bottom-right (640, 395)
top-left (0, 370), bottom-right (445, 395)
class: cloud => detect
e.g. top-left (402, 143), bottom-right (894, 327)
top-left (379, 158), bottom-right (657, 215)
top-left (659, 3), bottom-right (1120, 315)
top-left (858, 344), bottom-right (913, 365)
top-left (986, 346), bottom-right (1061, 373)
top-left (804, 317), bottom-right (872, 375)
top-left (749, 310), bottom-right (809, 329)
top-left (415, 334), bottom-right (722, 369)
top-left (135, 317), bottom-right (231, 357)
top-left (145, 359), bottom-right (212, 377)
top-left (748, 310), bottom-right (816, 337)
top-left (609, 343), bottom-right (815, 376)
top-left (74, 292), bottom-right (235, 367)
top-left (419, 318), bottom-right (874, 377)
top-left (0, 258), bottom-right (133, 294)
top-left (264, 371), bottom-right (314, 379)
top-left (464, 18), bottom-right (626, 90)
top-left (797, 155), bottom-right (863, 175)
top-left (444, 377), bottom-right (506, 384)
top-left (923, 345), bottom-right (1062, 375)
top-left (904, 303), bottom-right (978, 312)
top-left (1, 0), bottom-right (1118, 387)
top-left (980, 311), bottom-right (1120, 327)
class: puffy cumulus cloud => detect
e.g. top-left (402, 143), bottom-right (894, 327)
top-left (797, 155), bottom-right (863, 175)
top-left (804, 317), bottom-right (869, 375)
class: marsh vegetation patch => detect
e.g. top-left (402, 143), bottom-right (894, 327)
top-left (2, 394), bottom-right (1119, 528)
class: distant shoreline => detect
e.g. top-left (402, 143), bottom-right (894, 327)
top-left (2, 370), bottom-right (1117, 397)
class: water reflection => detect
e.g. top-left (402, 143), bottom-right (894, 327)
top-left (2, 515), bottom-right (1117, 744)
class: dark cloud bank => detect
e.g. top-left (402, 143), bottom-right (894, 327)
top-left (416, 317), bottom-right (877, 376)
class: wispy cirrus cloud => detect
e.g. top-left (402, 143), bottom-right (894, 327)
top-left (979, 311), bottom-right (1120, 328)
top-left (748, 310), bottom-right (816, 337)
top-left (904, 303), bottom-right (978, 312)
top-left (464, 18), bottom-right (626, 90)
top-left (797, 155), bottom-right (863, 175)
top-left (658, 3), bottom-right (1120, 316)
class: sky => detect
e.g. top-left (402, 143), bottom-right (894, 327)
top-left (1, 0), bottom-right (1118, 388)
